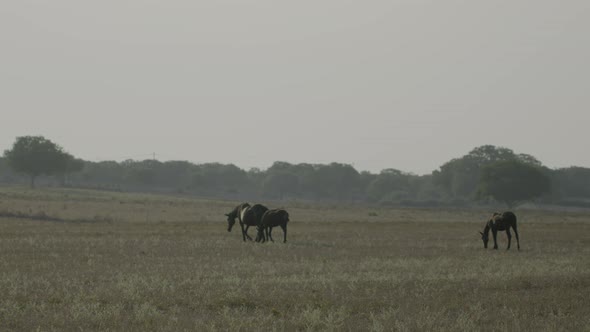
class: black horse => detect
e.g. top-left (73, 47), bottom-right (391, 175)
top-left (479, 211), bottom-right (520, 250)
top-left (256, 209), bottom-right (289, 243)
top-left (242, 204), bottom-right (269, 241)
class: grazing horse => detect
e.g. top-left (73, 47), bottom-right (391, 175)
top-left (225, 203), bottom-right (251, 241)
top-left (241, 204), bottom-right (269, 242)
top-left (257, 209), bottom-right (290, 243)
top-left (479, 211), bottom-right (520, 250)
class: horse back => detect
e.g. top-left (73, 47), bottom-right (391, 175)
top-left (250, 204), bottom-right (269, 219)
top-left (261, 209), bottom-right (289, 227)
top-left (502, 211), bottom-right (516, 221)
top-left (490, 211), bottom-right (517, 230)
top-left (242, 204), bottom-right (268, 226)
top-left (502, 211), bottom-right (517, 228)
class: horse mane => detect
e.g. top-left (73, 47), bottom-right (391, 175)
top-left (227, 203), bottom-right (250, 218)
top-left (226, 209), bottom-right (238, 218)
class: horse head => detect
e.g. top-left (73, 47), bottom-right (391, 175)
top-left (479, 230), bottom-right (489, 248)
top-left (225, 213), bottom-right (236, 232)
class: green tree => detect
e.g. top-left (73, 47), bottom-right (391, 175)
top-left (262, 171), bottom-right (299, 199)
top-left (309, 163), bottom-right (360, 200)
top-left (191, 163), bottom-right (248, 193)
top-left (551, 167), bottom-right (590, 199)
top-left (57, 154), bottom-right (85, 186)
top-left (477, 160), bottom-right (551, 207)
top-left (75, 161), bottom-right (125, 185)
top-left (366, 169), bottom-right (413, 203)
top-left (433, 145), bottom-right (542, 198)
top-left (3, 136), bottom-right (72, 188)
top-left (123, 160), bottom-right (158, 186)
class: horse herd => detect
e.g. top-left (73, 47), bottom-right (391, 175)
top-left (224, 204), bottom-right (520, 250)
top-left (225, 203), bottom-right (290, 243)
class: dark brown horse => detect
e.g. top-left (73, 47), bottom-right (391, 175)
top-left (242, 204), bottom-right (269, 241)
top-left (479, 211), bottom-right (520, 250)
top-left (256, 209), bottom-right (289, 243)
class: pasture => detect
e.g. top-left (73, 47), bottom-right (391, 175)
top-left (0, 187), bottom-right (589, 331)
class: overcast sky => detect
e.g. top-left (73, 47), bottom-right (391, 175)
top-left (1, 0), bottom-right (588, 174)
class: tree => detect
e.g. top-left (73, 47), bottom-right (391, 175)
top-left (549, 167), bottom-right (590, 203)
top-left (477, 160), bottom-right (551, 207)
top-left (191, 163), bottom-right (249, 193)
top-left (262, 171), bottom-right (299, 199)
top-left (433, 145), bottom-right (543, 198)
top-left (57, 153), bottom-right (85, 186)
top-left (75, 160), bottom-right (125, 185)
top-left (122, 159), bottom-right (159, 186)
top-left (366, 169), bottom-right (412, 203)
top-left (308, 163), bottom-right (360, 200)
top-left (3, 136), bottom-right (73, 188)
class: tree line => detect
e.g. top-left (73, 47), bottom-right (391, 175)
top-left (2, 136), bottom-right (590, 208)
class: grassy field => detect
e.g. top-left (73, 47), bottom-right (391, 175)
top-left (0, 187), bottom-right (589, 331)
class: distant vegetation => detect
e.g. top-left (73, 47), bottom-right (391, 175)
top-left (2, 136), bottom-right (589, 208)
top-left (3, 136), bottom-right (84, 188)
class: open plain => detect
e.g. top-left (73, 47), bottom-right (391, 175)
top-left (0, 187), bottom-right (589, 331)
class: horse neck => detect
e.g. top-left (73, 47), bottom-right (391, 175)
top-left (483, 224), bottom-right (491, 235)
top-left (227, 208), bottom-right (239, 220)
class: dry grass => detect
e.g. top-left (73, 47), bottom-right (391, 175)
top-left (0, 186), bottom-right (589, 331)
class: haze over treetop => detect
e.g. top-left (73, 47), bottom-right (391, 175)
top-left (1, 1), bottom-right (589, 173)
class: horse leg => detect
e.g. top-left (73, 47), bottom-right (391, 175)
top-left (244, 225), bottom-right (253, 241)
top-left (239, 222), bottom-right (247, 242)
top-left (281, 224), bottom-right (287, 243)
top-left (513, 225), bottom-right (520, 251)
top-left (506, 228), bottom-right (512, 250)
top-left (264, 227), bottom-right (270, 243)
top-left (258, 226), bottom-right (266, 243)
top-left (254, 227), bottom-right (260, 242)
top-left (492, 229), bottom-right (498, 249)
top-left (268, 227), bottom-right (274, 242)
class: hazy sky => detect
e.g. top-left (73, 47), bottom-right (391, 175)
top-left (1, 1), bottom-right (589, 174)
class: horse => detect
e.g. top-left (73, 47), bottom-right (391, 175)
top-left (225, 203), bottom-right (269, 241)
top-left (241, 203), bottom-right (269, 242)
top-left (225, 203), bottom-right (251, 241)
top-left (256, 209), bottom-right (289, 243)
top-left (479, 211), bottom-right (520, 250)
